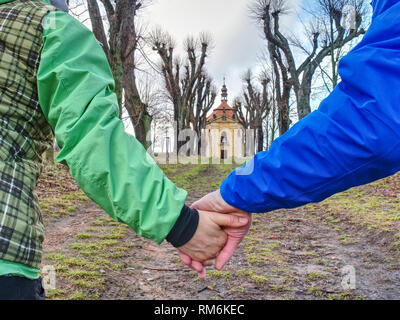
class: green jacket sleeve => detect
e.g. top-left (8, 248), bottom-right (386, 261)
top-left (37, 10), bottom-right (187, 244)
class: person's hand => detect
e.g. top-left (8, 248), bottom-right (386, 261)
top-left (192, 190), bottom-right (252, 270)
top-left (178, 209), bottom-right (249, 264)
top-left (192, 190), bottom-right (241, 214)
top-left (179, 190), bottom-right (252, 278)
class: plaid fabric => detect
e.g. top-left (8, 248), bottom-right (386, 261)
top-left (0, 0), bottom-right (55, 268)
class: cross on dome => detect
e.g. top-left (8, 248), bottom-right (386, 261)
top-left (221, 77), bottom-right (228, 102)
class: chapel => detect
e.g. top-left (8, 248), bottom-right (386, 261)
top-left (204, 82), bottom-right (245, 159)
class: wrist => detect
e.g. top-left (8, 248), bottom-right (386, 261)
top-left (166, 205), bottom-right (199, 248)
top-left (216, 189), bottom-right (240, 213)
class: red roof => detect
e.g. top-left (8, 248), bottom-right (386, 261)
top-left (206, 100), bottom-right (238, 122)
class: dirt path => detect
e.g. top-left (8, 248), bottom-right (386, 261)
top-left (41, 164), bottom-right (400, 300)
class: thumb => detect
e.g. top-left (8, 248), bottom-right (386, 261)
top-left (208, 211), bottom-right (249, 228)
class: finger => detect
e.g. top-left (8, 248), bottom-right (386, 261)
top-left (209, 212), bottom-right (249, 228)
top-left (193, 262), bottom-right (206, 279)
top-left (203, 259), bottom-right (214, 267)
top-left (215, 236), bottom-right (241, 270)
top-left (178, 251), bottom-right (192, 266)
top-left (191, 260), bottom-right (205, 274)
top-left (198, 267), bottom-right (206, 279)
top-left (180, 252), bottom-right (206, 277)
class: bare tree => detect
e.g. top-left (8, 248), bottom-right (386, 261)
top-left (251, 0), bottom-right (369, 125)
top-left (262, 64), bottom-right (279, 149)
top-left (265, 99), bottom-right (278, 149)
top-left (233, 70), bottom-right (272, 153)
top-left (189, 73), bottom-right (217, 152)
top-left (43, 138), bottom-right (55, 165)
top-left (150, 30), bottom-right (215, 152)
top-left (84, 0), bottom-right (152, 149)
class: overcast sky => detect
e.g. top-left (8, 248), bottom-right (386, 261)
top-left (142, 0), bottom-right (302, 106)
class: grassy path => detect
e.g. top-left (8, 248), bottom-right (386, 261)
top-left (38, 163), bottom-right (400, 300)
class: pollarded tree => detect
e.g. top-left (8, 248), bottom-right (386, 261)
top-left (150, 30), bottom-right (216, 152)
top-left (251, 0), bottom-right (369, 123)
top-left (82, 0), bottom-right (153, 149)
top-left (233, 70), bottom-right (272, 153)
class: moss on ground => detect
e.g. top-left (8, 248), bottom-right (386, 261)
top-left (38, 163), bottom-right (89, 220)
top-left (44, 216), bottom-right (130, 300)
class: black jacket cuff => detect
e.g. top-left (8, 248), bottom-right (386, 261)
top-left (166, 205), bottom-right (199, 248)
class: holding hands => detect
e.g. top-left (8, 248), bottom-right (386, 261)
top-left (178, 190), bottom-right (252, 278)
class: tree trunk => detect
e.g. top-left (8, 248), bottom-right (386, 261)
top-left (133, 110), bottom-right (152, 151)
top-left (44, 144), bottom-right (55, 165)
top-left (296, 85), bottom-right (312, 120)
top-left (257, 125), bottom-right (264, 153)
top-left (87, 0), bottom-right (151, 143)
top-left (118, 0), bottom-right (152, 148)
top-left (297, 64), bottom-right (318, 119)
top-left (277, 90), bottom-right (290, 136)
top-left (270, 102), bottom-right (276, 147)
top-left (110, 57), bottom-right (123, 115)
top-left (87, 0), bottom-right (123, 115)
top-left (87, 0), bottom-right (109, 59)
top-left (278, 106), bottom-right (289, 136)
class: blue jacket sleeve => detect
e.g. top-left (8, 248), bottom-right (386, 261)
top-left (220, 1), bottom-right (400, 213)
